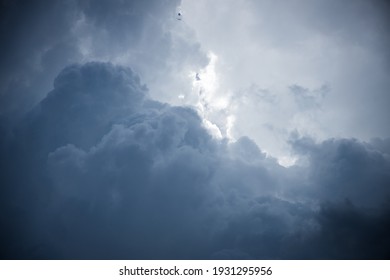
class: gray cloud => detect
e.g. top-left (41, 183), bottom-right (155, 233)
top-left (0, 0), bottom-right (82, 123)
top-left (0, 0), bottom-right (206, 126)
top-left (291, 137), bottom-right (390, 208)
top-left (1, 0), bottom-right (390, 260)
top-left (1, 62), bottom-right (389, 259)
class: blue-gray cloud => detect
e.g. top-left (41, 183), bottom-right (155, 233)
top-left (1, 0), bottom-right (390, 260)
top-left (0, 0), bottom-right (206, 125)
top-left (1, 62), bottom-right (389, 259)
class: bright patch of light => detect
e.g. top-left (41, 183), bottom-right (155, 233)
top-left (203, 119), bottom-right (223, 139)
top-left (187, 52), bottom-right (223, 139)
top-left (226, 115), bottom-right (236, 141)
top-left (197, 52), bottom-right (218, 94)
top-left (277, 156), bottom-right (298, 167)
top-left (187, 51), bottom-right (238, 140)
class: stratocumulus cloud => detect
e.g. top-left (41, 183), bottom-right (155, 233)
top-left (1, 62), bottom-right (389, 259)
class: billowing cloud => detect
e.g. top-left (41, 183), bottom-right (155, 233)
top-left (2, 0), bottom-right (389, 162)
top-left (1, 62), bottom-right (389, 259)
top-left (0, 0), bottom-right (207, 125)
top-left (1, 0), bottom-right (390, 260)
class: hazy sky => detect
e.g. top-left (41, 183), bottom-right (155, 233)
top-left (1, 0), bottom-right (390, 259)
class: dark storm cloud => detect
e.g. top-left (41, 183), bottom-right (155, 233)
top-left (1, 62), bottom-right (389, 259)
top-left (311, 200), bottom-right (390, 259)
top-left (1, 0), bottom-right (390, 260)
top-left (291, 137), bottom-right (390, 208)
top-left (0, 0), bottom-right (82, 122)
top-left (0, 0), bottom-right (205, 125)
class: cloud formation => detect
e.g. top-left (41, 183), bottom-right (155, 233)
top-left (1, 62), bottom-right (389, 259)
top-left (1, 0), bottom-right (390, 260)
top-left (0, 0), bottom-right (206, 124)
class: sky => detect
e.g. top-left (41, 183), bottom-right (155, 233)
top-left (1, 0), bottom-right (390, 259)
